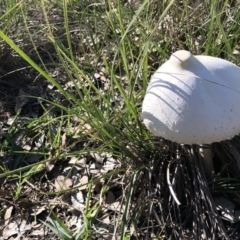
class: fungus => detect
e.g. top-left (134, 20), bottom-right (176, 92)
top-left (142, 50), bottom-right (240, 179)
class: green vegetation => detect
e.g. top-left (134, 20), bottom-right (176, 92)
top-left (0, 0), bottom-right (240, 239)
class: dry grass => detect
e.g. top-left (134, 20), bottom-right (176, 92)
top-left (0, 0), bottom-right (240, 239)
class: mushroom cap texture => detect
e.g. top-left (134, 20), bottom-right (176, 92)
top-left (142, 50), bottom-right (240, 144)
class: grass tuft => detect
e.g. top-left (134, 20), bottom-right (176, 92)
top-left (0, 0), bottom-right (240, 239)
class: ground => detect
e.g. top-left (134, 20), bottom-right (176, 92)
top-left (0, 1), bottom-right (240, 239)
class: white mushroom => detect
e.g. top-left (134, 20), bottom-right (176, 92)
top-left (142, 50), bottom-right (240, 179)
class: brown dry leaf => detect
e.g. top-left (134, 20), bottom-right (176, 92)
top-left (82, 123), bottom-right (92, 134)
top-left (45, 161), bottom-right (55, 172)
top-left (78, 175), bottom-right (89, 190)
top-left (29, 228), bottom-right (46, 237)
top-left (90, 153), bottom-right (103, 164)
top-left (67, 215), bottom-right (77, 227)
top-left (68, 156), bottom-right (78, 164)
top-left (55, 175), bottom-right (72, 191)
top-left (31, 205), bottom-right (47, 216)
top-left (102, 215), bottom-right (110, 224)
top-left (89, 162), bottom-right (101, 174)
top-left (48, 197), bottom-right (62, 207)
top-left (71, 191), bottom-right (85, 210)
top-left (69, 157), bottom-right (87, 168)
top-left (3, 219), bottom-right (31, 238)
top-left (61, 132), bottom-right (66, 148)
top-left (4, 206), bottom-right (13, 226)
top-left (107, 201), bottom-right (123, 213)
top-left (6, 117), bottom-right (15, 126)
top-left (101, 157), bottom-right (117, 173)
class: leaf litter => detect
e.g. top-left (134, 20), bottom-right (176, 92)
top-left (0, 1), bottom-right (240, 239)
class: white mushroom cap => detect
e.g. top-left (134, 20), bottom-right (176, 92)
top-left (142, 50), bottom-right (240, 144)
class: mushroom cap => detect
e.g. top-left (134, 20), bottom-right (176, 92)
top-left (142, 50), bottom-right (240, 144)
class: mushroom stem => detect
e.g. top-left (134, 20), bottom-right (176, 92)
top-left (199, 145), bottom-right (214, 180)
